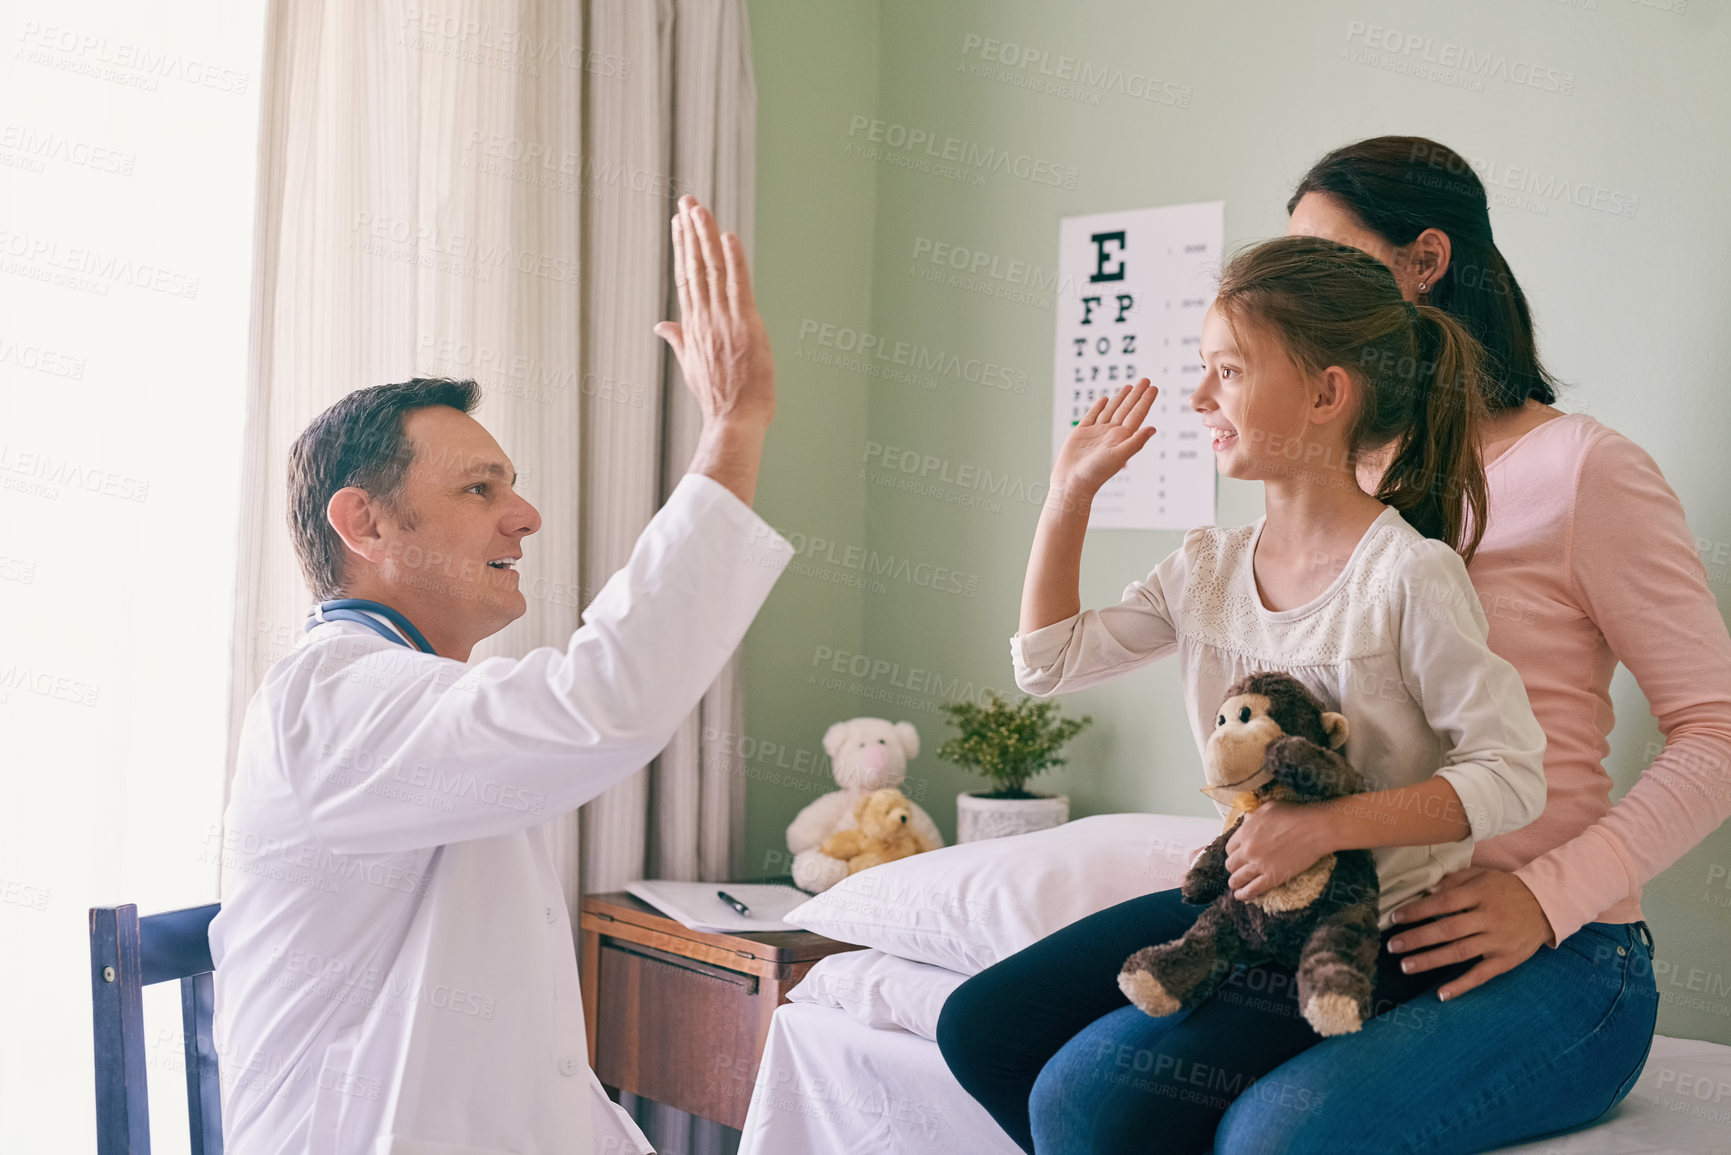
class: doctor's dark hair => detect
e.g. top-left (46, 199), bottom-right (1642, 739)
top-left (1215, 236), bottom-right (1489, 561)
top-left (1288, 136), bottom-right (1559, 412)
top-left (287, 377), bottom-right (481, 600)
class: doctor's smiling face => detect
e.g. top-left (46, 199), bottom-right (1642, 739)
top-left (321, 398), bottom-right (542, 661)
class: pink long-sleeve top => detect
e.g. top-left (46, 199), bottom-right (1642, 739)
top-left (1469, 411), bottom-right (1731, 944)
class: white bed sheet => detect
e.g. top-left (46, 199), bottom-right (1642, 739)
top-left (738, 1002), bottom-right (1731, 1155)
top-left (738, 1001), bottom-right (1022, 1155)
top-left (786, 948), bottom-right (967, 1040)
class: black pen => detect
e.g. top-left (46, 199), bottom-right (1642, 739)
top-left (717, 890), bottom-right (751, 917)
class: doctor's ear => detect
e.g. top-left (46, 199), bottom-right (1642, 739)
top-left (327, 487), bottom-right (388, 563)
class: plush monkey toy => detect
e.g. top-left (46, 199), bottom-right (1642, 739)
top-left (1117, 671), bottom-right (1382, 1037)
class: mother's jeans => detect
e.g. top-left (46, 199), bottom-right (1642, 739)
top-left (1213, 919), bottom-right (1659, 1154)
top-left (939, 884), bottom-right (1658, 1155)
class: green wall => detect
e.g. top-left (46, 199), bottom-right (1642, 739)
top-left (739, 0), bottom-right (878, 873)
top-left (744, 0), bottom-right (1731, 1045)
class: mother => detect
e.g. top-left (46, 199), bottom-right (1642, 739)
top-left (939, 137), bottom-right (1731, 1153)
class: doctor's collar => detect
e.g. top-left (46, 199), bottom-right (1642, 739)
top-left (307, 598), bottom-right (438, 654)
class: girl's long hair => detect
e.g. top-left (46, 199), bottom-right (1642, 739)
top-left (1288, 135), bottom-right (1559, 413)
top-left (1216, 236), bottom-right (1489, 561)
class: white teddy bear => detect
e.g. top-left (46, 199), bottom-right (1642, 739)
top-left (787, 717), bottom-right (945, 893)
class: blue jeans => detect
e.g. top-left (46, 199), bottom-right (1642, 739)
top-left (940, 887), bottom-right (1470, 1154)
top-left (939, 886), bottom-right (1659, 1154)
top-left (1213, 919), bottom-right (1659, 1154)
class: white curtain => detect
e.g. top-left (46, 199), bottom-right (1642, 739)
top-left (228, 1), bottom-right (756, 1149)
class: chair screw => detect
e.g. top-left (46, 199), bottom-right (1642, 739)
top-left (103, 966), bottom-right (115, 982)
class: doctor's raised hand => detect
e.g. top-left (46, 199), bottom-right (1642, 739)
top-left (654, 194), bottom-right (776, 507)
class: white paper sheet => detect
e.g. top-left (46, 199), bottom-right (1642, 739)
top-left (1053, 201), bottom-right (1223, 531)
top-left (622, 879), bottom-right (810, 933)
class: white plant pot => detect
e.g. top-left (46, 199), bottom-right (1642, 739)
top-left (956, 791), bottom-right (1070, 843)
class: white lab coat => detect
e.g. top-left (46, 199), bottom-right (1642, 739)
top-left (209, 474), bottom-right (794, 1155)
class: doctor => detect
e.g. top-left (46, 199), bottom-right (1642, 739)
top-left (208, 196), bottom-right (791, 1154)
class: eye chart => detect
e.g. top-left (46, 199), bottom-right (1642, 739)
top-left (1053, 201), bottom-right (1223, 531)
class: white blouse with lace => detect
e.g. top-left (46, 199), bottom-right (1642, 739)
top-left (1010, 505), bottom-right (1548, 927)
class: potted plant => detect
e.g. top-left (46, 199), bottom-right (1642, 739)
top-left (938, 690), bottom-right (1092, 842)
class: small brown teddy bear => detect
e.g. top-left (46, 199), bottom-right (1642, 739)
top-left (818, 788), bottom-right (937, 875)
top-left (1118, 671), bottom-right (1382, 1037)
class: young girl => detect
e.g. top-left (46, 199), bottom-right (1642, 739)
top-left (937, 236), bottom-right (1548, 1155)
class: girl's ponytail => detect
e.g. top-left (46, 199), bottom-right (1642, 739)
top-left (1373, 305), bottom-right (1488, 561)
top-left (1215, 237), bottom-right (1491, 561)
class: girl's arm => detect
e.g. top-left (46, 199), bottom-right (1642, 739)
top-left (1020, 482), bottom-right (1094, 635)
top-left (1315, 776), bottom-right (1473, 848)
top-left (1228, 540), bottom-right (1548, 895)
top-left (1225, 774), bottom-right (1479, 901)
top-left (1014, 382), bottom-right (1178, 696)
top-left (1022, 380), bottom-right (1160, 634)
top-left (1386, 538), bottom-right (1550, 842)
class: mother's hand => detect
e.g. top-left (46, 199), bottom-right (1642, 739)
top-left (1224, 801), bottom-right (1337, 900)
top-left (1388, 867), bottom-right (1555, 1000)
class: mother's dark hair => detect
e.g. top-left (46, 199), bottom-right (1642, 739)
top-left (1288, 136), bottom-right (1559, 412)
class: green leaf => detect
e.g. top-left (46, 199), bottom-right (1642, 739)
top-left (935, 690), bottom-right (1092, 795)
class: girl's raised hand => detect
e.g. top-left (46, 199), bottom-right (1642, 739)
top-left (1052, 380), bottom-right (1159, 496)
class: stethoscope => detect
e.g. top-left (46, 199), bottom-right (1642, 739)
top-left (305, 598), bottom-right (438, 655)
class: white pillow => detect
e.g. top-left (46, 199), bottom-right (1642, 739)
top-left (782, 812), bottom-right (1222, 975)
top-left (787, 949), bottom-right (966, 1040)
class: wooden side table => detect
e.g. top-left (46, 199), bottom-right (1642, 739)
top-left (578, 890), bottom-right (863, 1130)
